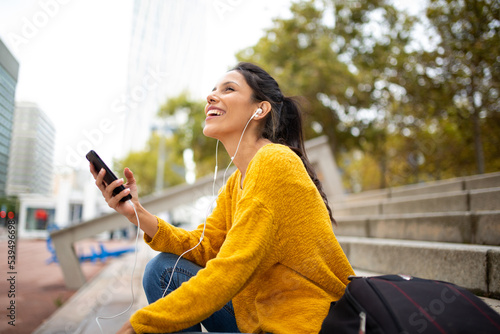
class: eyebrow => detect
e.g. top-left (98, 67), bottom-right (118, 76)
top-left (212, 81), bottom-right (240, 91)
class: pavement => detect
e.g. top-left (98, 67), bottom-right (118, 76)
top-left (0, 234), bottom-right (137, 334)
top-left (34, 234), bottom-right (157, 334)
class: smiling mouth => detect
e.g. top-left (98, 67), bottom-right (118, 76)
top-left (207, 109), bottom-right (225, 117)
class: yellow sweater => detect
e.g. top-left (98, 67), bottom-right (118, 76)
top-left (130, 143), bottom-right (354, 334)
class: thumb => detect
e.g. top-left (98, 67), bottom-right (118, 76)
top-left (123, 168), bottom-right (136, 183)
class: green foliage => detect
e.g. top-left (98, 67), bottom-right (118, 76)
top-left (237, 1), bottom-right (364, 151)
top-left (114, 133), bottom-right (186, 197)
top-left (236, 0), bottom-right (500, 191)
top-left (378, 0), bottom-right (500, 183)
top-left (417, 0), bottom-right (500, 174)
top-left (236, 0), bottom-right (420, 189)
top-left (157, 91), bottom-right (232, 177)
top-left (118, 0), bottom-right (499, 193)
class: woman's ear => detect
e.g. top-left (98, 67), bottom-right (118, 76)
top-left (255, 101), bottom-right (272, 119)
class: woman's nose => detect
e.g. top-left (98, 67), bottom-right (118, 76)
top-left (206, 91), bottom-right (219, 104)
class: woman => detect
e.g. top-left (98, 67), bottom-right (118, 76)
top-left (91, 62), bottom-right (354, 334)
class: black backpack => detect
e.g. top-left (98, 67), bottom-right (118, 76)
top-left (320, 275), bottom-right (500, 334)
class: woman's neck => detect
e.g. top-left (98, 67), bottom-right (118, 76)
top-left (222, 137), bottom-right (272, 182)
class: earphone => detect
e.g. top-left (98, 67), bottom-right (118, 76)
top-left (253, 107), bottom-right (263, 118)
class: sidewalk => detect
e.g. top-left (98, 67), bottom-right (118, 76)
top-left (0, 236), bottom-right (136, 334)
top-left (33, 237), bottom-right (156, 334)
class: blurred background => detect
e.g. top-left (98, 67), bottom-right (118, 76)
top-left (0, 0), bottom-right (498, 234)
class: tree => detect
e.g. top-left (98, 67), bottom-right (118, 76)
top-left (236, 0), bottom-right (500, 191)
top-left (114, 133), bottom-right (186, 197)
top-left (118, 0), bottom-right (500, 193)
top-left (419, 0), bottom-right (500, 174)
top-left (237, 1), bottom-right (363, 152)
top-left (381, 0), bottom-right (500, 181)
top-left (237, 0), bottom-right (421, 189)
top-left (157, 92), bottom-right (232, 178)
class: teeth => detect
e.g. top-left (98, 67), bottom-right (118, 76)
top-left (208, 110), bottom-right (224, 116)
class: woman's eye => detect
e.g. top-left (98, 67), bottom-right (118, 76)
top-left (225, 87), bottom-right (235, 92)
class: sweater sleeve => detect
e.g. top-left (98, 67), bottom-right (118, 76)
top-left (130, 197), bottom-right (277, 334)
top-left (142, 183), bottom-right (231, 267)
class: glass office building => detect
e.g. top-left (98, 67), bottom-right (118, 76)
top-left (6, 102), bottom-right (55, 196)
top-left (122, 0), bottom-right (207, 155)
top-left (0, 39), bottom-right (19, 196)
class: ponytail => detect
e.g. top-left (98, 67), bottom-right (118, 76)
top-left (232, 62), bottom-right (336, 226)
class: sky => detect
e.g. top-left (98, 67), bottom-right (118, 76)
top-left (0, 0), bottom-right (294, 171)
top-left (0, 0), bottom-right (425, 174)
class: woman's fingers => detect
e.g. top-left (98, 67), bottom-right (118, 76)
top-left (106, 190), bottom-right (122, 208)
top-left (103, 177), bottom-right (124, 199)
top-left (92, 168), bottom-right (126, 204)
top-left (89, 165), bottom-right (137, 220)
top-left (89, 163), bottom-right (98, 178)
top-left (115, 188), bottom-right (131, 204)
top-left (123, 167), bottom-right (136, 186)
top-left (94, 168), bottom-right (107, 190)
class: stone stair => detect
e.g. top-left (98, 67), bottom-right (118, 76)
top-left (332, 172), bottom-right (500, 299)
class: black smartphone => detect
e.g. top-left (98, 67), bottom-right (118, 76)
top-left (86, 150), bottom-right (132, 202)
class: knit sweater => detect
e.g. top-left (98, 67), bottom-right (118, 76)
top-left (130, 143), bottom-right (354, 334)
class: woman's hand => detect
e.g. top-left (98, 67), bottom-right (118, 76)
top-left (90, 164), bottom-right (139, 224)
top-left (90, 164), bottom-right (159, 237)
top-left (116, 320), bottom-right (136, 334)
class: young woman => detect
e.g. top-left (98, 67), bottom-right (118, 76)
top-left (91, 62), bottom-right (354, 334)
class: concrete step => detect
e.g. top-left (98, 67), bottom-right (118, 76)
top-left (470, 187), bottom-right (500, 211)
top-left (333, 187), bottom-right (500, 216)
top-left (337, 236), bottom-right (500, 298)
top-left (465, 172), bottom-right (500, 190)
top-left (334, 211), bottom-right (500, 246)
top-left (334, 171), bottom-right (500, 204)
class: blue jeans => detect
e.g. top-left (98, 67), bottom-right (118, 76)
top-left (143, 252), bottom-right (241, 333)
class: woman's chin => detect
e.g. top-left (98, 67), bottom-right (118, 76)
top-left (202, 126), bottom-right (219, 140)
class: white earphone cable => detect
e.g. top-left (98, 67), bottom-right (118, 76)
top-left (223, 111), bottom-right (256, 185)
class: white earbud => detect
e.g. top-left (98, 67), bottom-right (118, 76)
top-left (252, 108), bottom-right (263, 119)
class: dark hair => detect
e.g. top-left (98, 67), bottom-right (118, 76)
top-left (231, 62), bottom-right (336, 226)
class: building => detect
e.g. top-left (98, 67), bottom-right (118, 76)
top-left (16, 167), bottom-right (100, 238)
top-left (0, 38), bottom-right (19, 196)
top-left (121, 0), bottom-right (207, 156)
top-left (6, 101), bottom-right (55, 196)
top-left (7, 104), bottom-right (111, 238)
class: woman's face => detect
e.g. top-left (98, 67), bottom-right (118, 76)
top-left (203, 70), bottom-right (259, 141)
